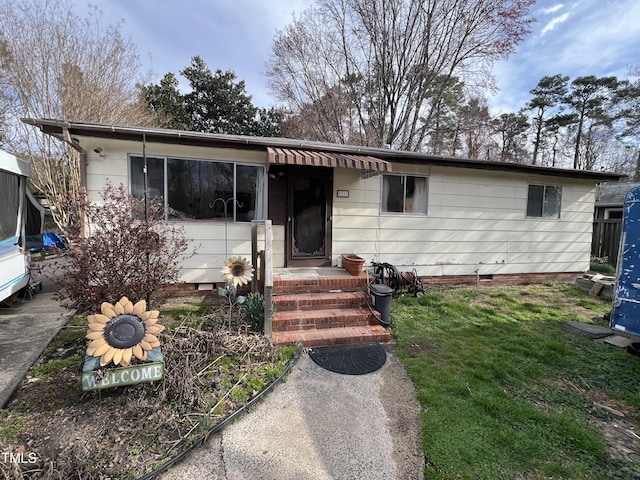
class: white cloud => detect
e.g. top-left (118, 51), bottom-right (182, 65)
top-left (542, 3), bottom-right (565, 14)
top-left (491, 0), bottom-right (640, 113)
top-left (540, 12), bottom-right (570, 35)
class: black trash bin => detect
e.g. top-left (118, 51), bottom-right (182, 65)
top-left (369, 283), bottom-right (394, 326)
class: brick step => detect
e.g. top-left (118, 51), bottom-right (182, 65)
top-left (272, 325), bottom-right (391, 347)
top-left (273, 273), bottom-right (370, 295)
top-left (274, 291), bottom-right (368, 312)
top-left (272, 307), bottom-right (374, 332)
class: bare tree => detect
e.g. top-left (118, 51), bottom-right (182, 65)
top-left (266, 0), bottom-right (535, 151)
top-left (0, 0), bottom-right (154, 233)
top-left (426, 75), bottom-right (465, 155)
top-left (615, 67), bottom-right (640, 179)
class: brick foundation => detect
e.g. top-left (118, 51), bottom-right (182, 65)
top-left (421, 271), bottom-right (583, 287)
top-left (160, 271), bottom-right (581, 347)
top-left (163, 271), bottom-right (583, 297)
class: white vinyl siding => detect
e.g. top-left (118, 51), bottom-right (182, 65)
top-left (333, 164), bottom-right (594, 277)
top-left (175, 222), bottom-right (284, 283)
top-left (81, 138), bottom-right (268, 284)
top-left (81, 135), bottom-right (598, 284)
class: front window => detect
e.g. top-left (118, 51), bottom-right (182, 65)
top-left (130, 156), bottom-right (263, 222)
top-left (382, 175), bottom-right (428, 214)
top-left (167, 158), bottom-right (234, 219)
top-left (526, 184), bottom-right (562, 218)
top-left (236, 165), bottom-right (261, 222)
top-left (130, 156), bottom-right (164, 202)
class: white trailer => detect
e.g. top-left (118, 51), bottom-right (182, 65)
top-left (0, 150), bottom-right (35, 303)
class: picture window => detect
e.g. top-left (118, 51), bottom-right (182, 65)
top-left (130, 156), bottom-right (263, 222)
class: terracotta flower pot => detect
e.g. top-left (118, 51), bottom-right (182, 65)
top-left (342, 254), bottom-right (366, 276)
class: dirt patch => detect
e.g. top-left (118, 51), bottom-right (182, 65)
top-left (0, 303), bottom-right (296, 479)
top-left (465, 285), bottom-right (608, 321)
top-left (403, 339), bottom-right (437, 357)
top-left (594, 415), bottom-right (640, 465)
top-left (553, 378), bottom-right (640, 466)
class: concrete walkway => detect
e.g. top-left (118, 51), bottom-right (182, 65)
top-left (161, 347), bottom-right (425, 480)
top-left (0, 265), bottom-right (71, 408)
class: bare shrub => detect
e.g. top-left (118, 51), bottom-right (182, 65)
top-left (51, 182), bottom-right (194, 313)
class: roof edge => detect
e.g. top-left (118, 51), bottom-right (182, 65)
top-left (21, 118), bottom-right (626, 181)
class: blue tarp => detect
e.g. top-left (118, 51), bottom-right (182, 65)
top-left (27, 232), bottom-right (67, 253)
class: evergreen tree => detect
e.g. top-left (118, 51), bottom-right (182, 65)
top-left (526, 74), bottom-right (570, 165)
top-left (496, 112), bottom-right (530, 162)
top-left (142, 56), bottom-right (284, 136)
top-left (563, 75), bottom-right (619, 169)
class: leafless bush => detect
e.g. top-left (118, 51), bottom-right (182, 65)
top-left (50, 182), bottom-right (194, 313)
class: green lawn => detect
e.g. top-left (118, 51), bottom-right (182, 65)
top-left (392, 283), bottom-right (640, 480)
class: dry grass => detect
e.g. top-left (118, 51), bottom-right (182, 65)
top-left (0, 300), bottom-right (297, 479)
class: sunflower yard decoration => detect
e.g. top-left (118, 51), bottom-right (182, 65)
top-left (81, 297), bottom-right (165, 391)
top-left (221, 256), bottom-right (254, 288)
top-left (219, 256), bottom-right (255, 329)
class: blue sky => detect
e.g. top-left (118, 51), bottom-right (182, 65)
top-left (86, 0), bottom-right (639, 114)
top-left (491, 0), bottom-right (640, 113)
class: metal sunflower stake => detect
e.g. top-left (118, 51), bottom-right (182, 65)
top-left (84, 297), bottom-right (164, 371)
top-left (211, 197), bottom-right (253, 330)
top-left (221, 257), bottom-right (255, 331)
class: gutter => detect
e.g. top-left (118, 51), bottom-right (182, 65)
top-left (21, 117), bottom-right (626, 182)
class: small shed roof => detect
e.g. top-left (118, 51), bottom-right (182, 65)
top-left (22, 118), bottom-right (625, 182)
top-left (595, 182), bottom-right (640, 207)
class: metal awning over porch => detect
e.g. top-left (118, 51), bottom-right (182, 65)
top-left (267, 147), bottom-right (392, 178)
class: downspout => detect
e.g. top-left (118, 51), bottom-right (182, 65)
top-left (143, 133), bottom-right (151, 306)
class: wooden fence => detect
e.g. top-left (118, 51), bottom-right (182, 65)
top-left (591, 219), bottom-right (622, 267)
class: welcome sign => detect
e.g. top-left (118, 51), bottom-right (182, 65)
top-left (82, 362), bottom-right (164, 391)
top-left (81, 297), bottom-right (166, 391)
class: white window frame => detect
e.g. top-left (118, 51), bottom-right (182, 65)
top-left (604, 208), bottom-right (622, 220)
top-left (381, 174), bottom-right (429, 215)
top-left (526, 183), bottom-right (562, 219)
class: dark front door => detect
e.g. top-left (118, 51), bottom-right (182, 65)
top-left (287, 167), bottom-right (333, 267)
